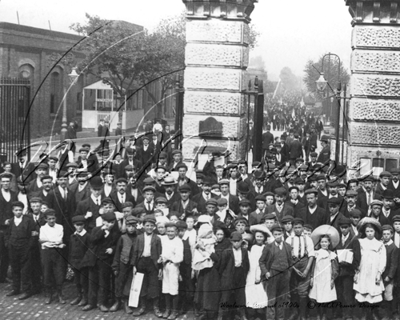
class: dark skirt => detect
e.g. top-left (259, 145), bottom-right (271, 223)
top-left (195, 266), bottom-right (221, 312)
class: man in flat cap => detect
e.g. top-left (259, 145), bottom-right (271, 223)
top-left (27, 162), bottom-right (48, 194)
top-left (327, 197), bottom-right (347, 231)
top-left (266, 187), bottom-right (294, 222)
top-left (357, 175), bottom-right (376, 213)
top-left (171, 184), bottom-right (198, 219)
top-left (341, 189), bottom-right (364, 219)
top-left (296, 189), bottom-right (329, 231)
top-left (389, 168), bottom-right (400, 210)
top-left (11, 149), bottom-right (36, 184)
top-left (317, 136), bottom-right (330, 164)
top-left (375, 171), bottom-right (392, 200)
top-left (192, 177), bottom-right (216, 215)
top-left (218, 179), bottom-right (240, 214)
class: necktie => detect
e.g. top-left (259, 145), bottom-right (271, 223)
top-left (63, 188), bottom-right (67, 199)
top-left (147, 202), bottom-right (151, 211)
top-left (367, 192), bottom-right (371, 206)
top-left (96, 198), bottom-right (99, 206)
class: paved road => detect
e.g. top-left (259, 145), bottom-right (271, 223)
top-left (0, 281), bottom-right (197, 320)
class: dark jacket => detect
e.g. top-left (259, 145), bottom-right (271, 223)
top-left (219, 247), bottom-right (249, 291)
top-left (259, 241), bottom-right (292, 278)
top-left (69, 231), bottom-right (90, 269)
top-left (383, 242), bottom-right (399, 280)
top-left (130, 232), bottom-right (162, 269)
top-left (81, 226), bottom-right (120, 268)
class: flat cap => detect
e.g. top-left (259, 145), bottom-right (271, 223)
top-left (219, 179), bottom-right (230, 186)
top-left (239, 199), bottom-right (251, 206)
top-left (271, 224), bottom-right (283, 233)
top-left (155, 197), bottom-right (168, 204)
top-left (142, 215), bottom-right (156, 224)
top-left (12, 201), bottom-right (25, 209)
top-left (255, 195), bottom-right (266, 202)
top-left (143, 186), bottom-right (156, 193)
top-left (30, 196), bottom-right (43, 203)
top-left (233, 217), bottom-right (248, 226)
top-left (126, 215), bottom-right (140, 225)
top-left (72, 215), bottom-right (86, 224)
top-left (205, 198), bottom-right (217, 207)
top-left (274, 187), bottom-right (287, 196)
top-left (392, 215), bottom-right (400, 222)
top-left (305, 188), bottom-right (319, 196)
top-left (281, 215), bottom-right (294, 223)
top-left (346, 190), bottom-right (358, 197)
top-left (217, 198), bottom-right (228, 206)
top-left (40, 175), bottom-right (53, 182)
top-left (115, 177), bottom-right (128, 184)
top-left (230, 231), bottom-right (243, 241)
top-left (178, 184), bottom-right (191, 192)
top-left (380, 171), bottom-right (392, 178)
top-left (293, 217), bottom-right (305, 226)
top-left (338, 217), bottom-right (351, 227)
top-left (382, 224), bottom-right (393, 232)
top-left (102, 212), bottom-right (116, 222)
top-left (327, 197), bottom-right (342, 205)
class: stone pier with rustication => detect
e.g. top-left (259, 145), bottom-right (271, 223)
top-left (346, 0), bottom-right (400, 173)
top-left (181, 0), bottom-right (257, 163)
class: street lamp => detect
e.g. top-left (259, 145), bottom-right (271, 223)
top-left (316, 73), bottom-right (328, 92)
top-left (60, 67), bottom-right (79, 141)
top-left (315, 53), bottom-right (342, 166)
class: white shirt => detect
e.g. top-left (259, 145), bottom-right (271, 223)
top-left (308, 205), bottom-right (317, 214)
top-left (143, 233), bottom-right (152, 257)
top-left (36, 178), bottom-right (43, 189)
top-left (14, 216), bottom-right (22, 227)
top-left (104, 184), bottom-right (112, 197)
top-left (78, 182), bottom-right (87, 192)
top-left (118, 192), bottom-right (126, 204)
top-left (58, 186), bottom-right (68, 199)
top-left (1, 189), bottom-right (11, 202)
top-left (202, 192), bottom-right (211, 201)
top-left (393, 181), bottom-right (400, 189)
top-left (165, 192), bottom-right (174, 201)
top-left (394, 232), bottom-right (400, 248)
top-left (32, 213), bottom-right (40, 222)
top-left (74, 229), bottom-right (87, 236)
top-left (91, 194), bottom-right (101, 206)
top-left (18, 193), bottom-right (28, 214)
top-left (233, 247), bottom-right (242, 267)
top-left (286, 234), bottom-right (315, 258)
top-left (341, 233), bottom-right (349, 246)
top-left (39, 223), bottom-right (64, 244)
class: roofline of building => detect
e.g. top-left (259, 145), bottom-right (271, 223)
top-left (0, 22), bottom-right (82, 41)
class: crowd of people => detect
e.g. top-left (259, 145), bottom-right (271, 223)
top-left (0, 120), bottom-right (399, 320)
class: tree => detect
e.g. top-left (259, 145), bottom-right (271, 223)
top-left (70, 13), bottom-right (185, 114)
top-left (279, 67), bottom-right (301, 93)
top-left (71, 13), bottom-right (260, 117)
top-left (303, 55), bottom-right (350, 99)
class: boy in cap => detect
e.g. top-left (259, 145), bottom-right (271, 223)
top-left (349, 209), bottom-right (362, 236)
top-left (334, 217), bottom-right (361, 320)
top-left (376, 171), bottom-right (392, 199)
top-left (27, 197), bottom-right (45, 295)
top-left (381, 225), bottom-right (399, 319)
top-left (281, 215), bottom-right (294, 239)
top-left (111, 215), bottom-right (140, 313)
top-left (370, 199), bottom-right (383, 222)
top-left (218, 231), bottom-right (249, 320)
top-left (380, 190), bottom-right (396, 226)
top-left (130, 215), bottom-right (162, 317)
top-left (259, 224), bottom-right (292, 320)
top-left (249, 195), bottom-right (267, 226)
top-left (39, 209), bottom-right (66, 304)
top-left (81, 211), bottom-right (120, 312)
top-left (68, 215), bottom-right (90, 307)
top-left (286, 218), bottom-right (315, 320)
top-left (5, 201), bottom-right (35, 299)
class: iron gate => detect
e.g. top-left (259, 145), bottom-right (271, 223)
top-left (0, 78), bottom-right (31, 163)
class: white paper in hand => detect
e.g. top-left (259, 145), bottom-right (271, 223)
top-left (129, 271), bottom-right (144, 307)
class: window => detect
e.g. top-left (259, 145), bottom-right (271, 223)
top-left (50, 72), bottom-right (61, 114)
top-left (96, 89), bottom-right (113, 111)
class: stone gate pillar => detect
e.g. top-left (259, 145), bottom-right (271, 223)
top-left (345, 1), bottom-right (400, 172)
top-left (181, 0), bottom-right (257, 163)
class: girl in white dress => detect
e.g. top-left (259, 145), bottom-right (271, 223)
top-left (354, 219), bottom-right (386, 320)
top-left (245, 230), bottom-right (269, 319)
top-left (309, 234), bottom-right (339, 320)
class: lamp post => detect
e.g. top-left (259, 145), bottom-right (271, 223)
top-left (315, 53), bottom-right (342, 166)
top-left (60, 67), bottom-right (79, 142)
top-left (246, 76), bottom-right (259, 161)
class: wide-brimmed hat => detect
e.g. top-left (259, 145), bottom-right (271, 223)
top-left (311, 224), bottom-right (340, 249)
top-left (358, 217), bottom-right (382, 238)
top-left (249, 224), bottom-right (272, 238)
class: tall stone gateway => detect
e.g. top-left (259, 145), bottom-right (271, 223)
top-left (346, 0), bottom-right (400, 174)
top-left (181, 0), bottom-right (257, 163)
